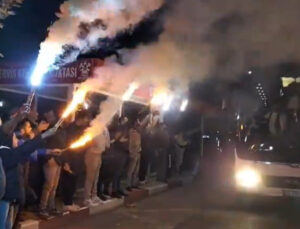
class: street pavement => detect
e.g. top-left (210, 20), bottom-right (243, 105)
top-left (64, 170), bottom-right (300, 229)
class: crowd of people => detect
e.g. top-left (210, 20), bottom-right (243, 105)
top-left (0, 103), bottom-right (192, 229)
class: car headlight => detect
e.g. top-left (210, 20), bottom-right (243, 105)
top-left (235, 168), bottom-right (261, 188)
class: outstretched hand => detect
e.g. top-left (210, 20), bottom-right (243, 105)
top-left (19, 103), bottom-right (31, 119)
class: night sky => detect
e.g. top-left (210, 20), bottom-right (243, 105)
top-left (0, 0), bottom-right (165, 65)
top-left (0, 0), bottom-right (64, 64)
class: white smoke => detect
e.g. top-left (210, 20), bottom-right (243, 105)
top-left (50, 0), bottom-right (163, 58)
top-left (31, 0), bottom-right (163, 85)
top-left (78, 0), bottom-right (300, 138)
top-left (163, 0), bottom-right (300, 79)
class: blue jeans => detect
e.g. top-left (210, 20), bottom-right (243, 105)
top-left (0, 200), bottom-right (10, 229)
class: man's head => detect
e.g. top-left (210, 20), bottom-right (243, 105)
top-left (19, 120), bottom-right (33, 137)
top-left (75, 110), bottom-right (90, 127)
top-left (44, 110), bottom-right (57, 125)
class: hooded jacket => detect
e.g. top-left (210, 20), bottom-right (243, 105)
top-left (0, 136), bottom-right (44, 202)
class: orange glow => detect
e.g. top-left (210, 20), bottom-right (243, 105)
top-left (69, 134), bottom-right (92, 149)
top-left (62, 88), bottom-right (88, 119)
top-left (151, 90), bottom-right (168, 106)
top-left (150, 89), bottom-right (173, 111)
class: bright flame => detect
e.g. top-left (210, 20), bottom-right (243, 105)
top-left (62, 87), bottom-right (88, 118)
top-left (180, 99), bottom-right (189, 112)
top-left (30, 42), bottom-right (62, 86)
top-left (162, 95), bottom-right (173, 111)
top-left (151, 90), bottom-right (169, 106)
top-left (122, 82), bottom-right (139, 101)
top-left (151, 90), bottom-right (173, 111)
top-left (70, 133), bottom-right (92, 149)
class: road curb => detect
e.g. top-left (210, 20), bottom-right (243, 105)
top-left (18, 175), bottom-right (194, 229)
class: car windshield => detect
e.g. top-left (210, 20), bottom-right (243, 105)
top-left (237, 101), bottom-right (300, 163)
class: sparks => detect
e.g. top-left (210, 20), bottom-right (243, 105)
top-left (62, 88), bottom-right (88, 119)
top-left (151, 90), bottom-right (174, 111)
top-left (30, 42), bottom-right (62, 86)
top-left (70, 134), bottom-right (92, 149)
top-left (180, 99), bottom-right (189, 112)
top-left (151, 91), bottom-right (169, 106)
top-left (162, 95), bottom-right (174, 111)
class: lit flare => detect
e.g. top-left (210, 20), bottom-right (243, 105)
top-left (180, 99), bottom-right (189, 112)
top-left (62, 88), bottom-right (88, 118)
top-left (151, 90), bottom-right (173, 111)
top-left (70, 134), bottom-right (92, 149)
top-left (30, 42), bottom-right (62, 86)
top-left (122, 82), bottom-right (139, 101)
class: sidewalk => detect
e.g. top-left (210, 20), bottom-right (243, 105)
top-left (18, 174), bottom-right (195, 229)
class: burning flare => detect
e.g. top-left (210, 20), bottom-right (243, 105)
top-left (68, 81), bottom-right (139, 150)
top-left (180, 99), bottom-right (189, 112)
top-left (70, 133), bottom-right (92, 149)
top-left (62, 87), bottom-right (88, 118)
top-left (151, 89), bottom-right (174, 111)
top-left (30, 42), bottom-right (62, 86)
top-left (122, 82), bottom-right (139, 101)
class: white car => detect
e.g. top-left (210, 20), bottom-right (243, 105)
top-left (234, 146), bottom-right (300, 198)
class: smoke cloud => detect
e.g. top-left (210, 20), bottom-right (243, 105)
top-left (60, 0), bottom-right (300, 139)
top-left (161, 0), bottom-right (300, 80)
top-left (33, 0), bottom-right (164, 80)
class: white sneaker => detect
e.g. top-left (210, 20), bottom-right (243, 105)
top-left (139, 180), bottom-right (146, 185)
top-left (63, 204), bottom-right (81, 212)
top-left (92, 196), bottom-right (104, 204)
top-left (83, 199), bottom-right (98, 207)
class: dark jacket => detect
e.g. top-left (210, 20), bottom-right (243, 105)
top-left (61, 124), bottom-right (87, 175)
top-left (43, 128), bottom-right (67, 165)
top-left (0, 158), bottom-right (5, 199)
top-left (0, 136), bottom-right (44, 202)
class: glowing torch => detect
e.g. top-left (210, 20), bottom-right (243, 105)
top-left (28, 43), bottom-right (62, 107)
top-left (54, 87), bottom-right (88, 130)
top-left (122, 82), bottom-right (139, 101)
top-left (151, 90), bottom-right (174, 111)
top-left (180, 99), bottom-right (189, 112)
top-left (119, 82), bottom-right (139, 117)
top-left (69, 133), bottom-right (93, 149)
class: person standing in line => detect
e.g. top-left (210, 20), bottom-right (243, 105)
top-left (38, 110), bottom-right (66, 218)
top-left (155, 123), bottom-right (170, 182)
top-left (111, 130), bottom-right (129, 198)
top-left (61, 111), bottom-right (90, 212)
top-left (126, 120), bottom-right (142, 191)
top-left (0, 126), bottom-right (57, 229)
top-left (0, 104), bottom-right (31, 229)
top-left (174, 132), bottom-right (188, 176)
top-left (83, 126), bottom-right (110, 207)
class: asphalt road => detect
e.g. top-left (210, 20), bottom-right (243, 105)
top-left (64, 169), bottom-right (300, 229)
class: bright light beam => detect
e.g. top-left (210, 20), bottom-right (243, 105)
top-left (30, 42), bottom-right (62, 86)
top-left (122, 82), bottom-right (139, 101)
top-left (180, 99), bottom-right (189, 112)
top-left (163, 95), bottom-right (173, 111)
top-left (70, 134), bottom-right (92, 149)
top-left (62, 88), bottom-right (88, 118)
